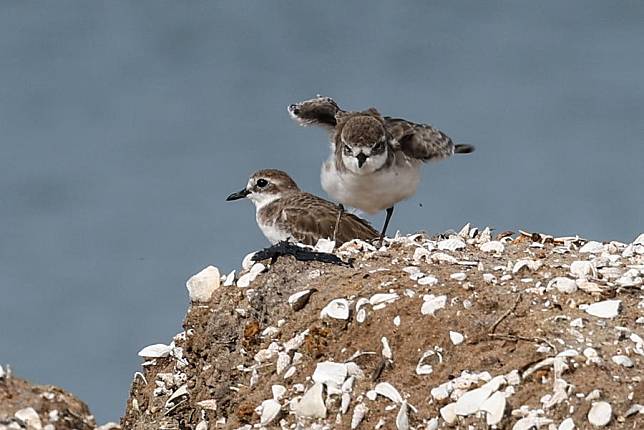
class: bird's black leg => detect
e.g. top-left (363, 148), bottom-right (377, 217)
top-left (333, 204), bottom-right (345, 242)
top-left (378, 206), bottom-right (395, 246)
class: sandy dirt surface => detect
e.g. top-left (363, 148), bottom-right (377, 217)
top-left (120, 227), bottom-right (644, 429)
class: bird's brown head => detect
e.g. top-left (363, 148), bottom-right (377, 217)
top-left (336, 110), bottom-right (389, 174)
top-left (226, 169), bottom-right (300, 208)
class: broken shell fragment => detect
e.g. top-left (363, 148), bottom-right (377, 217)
top-left (480, 241), bottom-right (505, 253)
top-left (138, 343), bottom-right (173, 358)
top-left (374, 382), bottom-right (403, 403)
top-left (320, 298), bottom-right (350, 320)
top-left (480, 390), bottom-right (506, 426)
top-left (295, 383), bottom-right (326, 418)
top-left (421, 295), bottom-right (447, 316)
top-left (312, 361), bottom-right (347, 388)
top-left (259, 399), bottom-right (281, 425)
top-left (584, 300), bottom-right (621, 319)
top-left (351, 403), bottom-right (368, 429)
top-left (437, 238), bottom-right (466, 251)
top-left (611, 355), bottom-right (633, 368)
top-left (449, 331), bottom-right (464, 345)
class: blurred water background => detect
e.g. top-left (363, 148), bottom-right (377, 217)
top-left (1, 1), bottom-right (642, 422)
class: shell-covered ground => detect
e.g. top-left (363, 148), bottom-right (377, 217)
top-left (121, 226), bottom-right (644, 430)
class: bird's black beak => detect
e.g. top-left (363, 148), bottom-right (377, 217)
top-left (356, 153), bottom-right (368, 168)
top-left (226, 188), bottom-right (250, 201)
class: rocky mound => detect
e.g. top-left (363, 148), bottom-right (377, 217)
top-left (119, 226), bottom-right (643, 429)
top-left (0, 365), bottom-right (119, 430)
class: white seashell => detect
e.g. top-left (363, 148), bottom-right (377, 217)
top-left (417, 275), bottom-right (438, 286)
top-left (454, 385), bottom-right (494, 416)
top-left (480, 391), bottom-right (506, 425)
top-left (138, 343), bottom-right (173, 358)
top-left (341, 392), bottom-right (351, 414)
top-left (449, 331), bottom-right (464, 345)
top-left (483, 273), bottom-right (497, 284)
top-left (431, 252), bottom-right (458, 264)
top-left (283, 366), bottom-right (296, 379)
top-left (320, 298), bottom-right (350, 320)
top-left (396, 401), bottom-right (409, 430)
top-left (295, 383), bottom-right (326, 418)
top-left (260, 399), bottom-right (281, 425)
top-left (439, 403), bottom-right (457, 425)
top-left (437, 238), bottom-right (466, 251)
top-left (223, 270), bottom-right (236, 287)
top-left (458, 223), bottom-right (470, 238)
top-left (381, 337), bottom-right (393, 360)
top-left (584, 300), bottom-right (621, 318)
top-left (283, 330), bottom-right (308, 352)
top-left (196, 399), bottom-right (217, 410)
top-left (276, 352), bottom-right (291, 375)
top-left (430, 383), bottom-right (451, 401)
top-left (356, 308), bottom-right (366, 323)
top-left (165, 384), bottom-right (188, 408)
top-left (366, 390), bottom-right (377, 401)
top-left (346, 362), bottom-right (365, 379)
top-left (587, 401), bottom-right (612, 427)
top-left (570, 260), bottom-right (596, 278)
top-left (351, 403), bottom-right (368, 429)
top-left (413, 247), bottom-right (430, 263)
top-left (185, 266), bottom-right (220, 302)
top-left (195, 420), bottom-right (208, 430)
top-left (579, 241), bottom-right (604, 253)
top-left (236, 273), bottom-right (254, 288)
top-left (512, 259), bottom-right (542, 274)
top-left (314, 238), bottom-right (336, 253)
top-left (611, 355), bottom-right (633, 367)
top-left (426, 417), bottom-right (439, 430)
top-left (450, 272), bottom-right (467, 281)
top-left (369, 293), bottom-right (399, 306)
top-left (558, 417), bottom-right (575, 430)
top-left (393, 315), bottom-right (401, 326)
top-left (374, 382), bottom-right (403, 403)
top-left (312, 361), bottom-right (347, 388)
top-left (241, 252), bottom-right (256, 270)
top-left (421, 295), bottom-right (447, 316)
top-left (15, 407), bottom-right (42, 430)
top-left (570, 318), bottom-right (584, 328)
top-left (480, 241), bottom-right (505, 253)
top-left (548, 277), bottom-right (577, 294)
top-left (272, 384), bottom-right (287, 401)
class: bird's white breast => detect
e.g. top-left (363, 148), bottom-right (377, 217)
top-left (321, 156), bottom-right (422, 214)
top-left (256, 212), bottom-right (291, 244)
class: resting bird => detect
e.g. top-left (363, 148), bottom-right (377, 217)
top-left (226, 169), bottom-right (378, 246)
top-left (288, 96), bottom-right (474, 242)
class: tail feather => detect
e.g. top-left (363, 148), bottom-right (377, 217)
top-left (454, 144), bottom-right (475, 154)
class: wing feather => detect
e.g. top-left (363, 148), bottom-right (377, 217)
top-left (385, 117), bottom-right (461, 161)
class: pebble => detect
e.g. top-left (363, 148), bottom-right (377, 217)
top-left (558, 417), bottom-right (575, 430)
top-left (449, 331), bottom-right (464, 345)
top-left (295, 383), bottom-right (326, 418)
top-left (480, 241), bottom-right (505, 253)
top-left (185, 266), bottom-right (220, 302)
top-left (611, 355), bottom-right (634, 368)
top-left (288, 290), bottom-right (314, 311)
top-left (570, 260), bottom-right (596, 278)
top-left (587, 401), bottom-right (612, 427)
top-left (584, 300), bottom-right (621, 319)
top-left (437, 238), bottom-right (466, 251)
top-left (259, 399), bottom-right (281, 425)
top-left (14, 407), bottom-right (42, 430)
top-left (480, 391), bottom-right (506, 425)
top-left (320, 298), bottom-right (350, 320)
top-left (579, 241), bottom-right (604, 253)
top-left (450, 272), bottom-right (467, 281)
top-left (421, 295), bottom-right (447, 316)
top-left (313, 361), bottom-right (347, 388)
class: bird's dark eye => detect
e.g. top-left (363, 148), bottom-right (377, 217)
top-left (257, 178), bottom-right (268, 188)
top-left (343, 145), bottom-right (353, 155)
top-left (373, 141), bottom-right (385, 153)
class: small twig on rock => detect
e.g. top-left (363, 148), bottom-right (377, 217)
top-left (489, 293), bottom-right (522, 333)
top-left (488, 333), bottom-right (558, 354)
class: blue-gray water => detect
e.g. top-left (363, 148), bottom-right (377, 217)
top-left (1, 1), bottom-right (642, 423)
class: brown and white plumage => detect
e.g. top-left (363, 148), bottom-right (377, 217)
top-left (226, 169), bottom-right (378, 246)
top-left (287, 96), bottom-right (474, 240)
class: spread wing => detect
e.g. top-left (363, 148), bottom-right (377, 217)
top-left (287, 96), bottom-right (343, 131)
top-left (385, 117), bottom-right (474, 161)
top-left (277, 193), bottom-right (378, 246)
